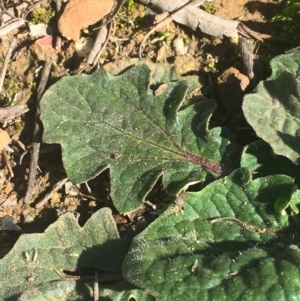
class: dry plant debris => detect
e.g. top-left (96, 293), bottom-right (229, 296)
top-left (0, 129), bottom-right (10, 152)
top-left (58, 0), bottom-right (115, 41)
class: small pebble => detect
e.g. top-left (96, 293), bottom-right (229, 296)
top-left (173, 37), bottom-right (186, 56)
top-left (174, 195), bottom-right (186, 207)
top-left (24, 214), bottom-right (34, 223)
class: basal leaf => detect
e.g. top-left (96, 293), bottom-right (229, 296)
top-left (0, 208), bottom-right (129, 300)
top-left (41, 64), bottom-right (236, 213)
top-left (243, 50), bottom-right (300, 163)
top-left (123, 168), bottom-right (300, 301)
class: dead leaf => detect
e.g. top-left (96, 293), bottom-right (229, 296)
top-left (154, 83), bottom-right (168, 96)
top-left (0, 130), bottom-right (10, 152)
top-left (58, 0), bottom-right (115, 41)
top-left (218, 67), bottom-right (250, 115)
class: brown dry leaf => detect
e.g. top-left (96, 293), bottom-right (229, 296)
top-left (58, 0), bottom-right (115, 41)
top-left (0, 130), bottom-right (10, 152)
top-left (218, 67), bottom-right (250, 115)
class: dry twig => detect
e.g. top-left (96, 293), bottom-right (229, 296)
top-left (86, 0), bottom-right (124, 68)
top-left (35, 177), bottom-right (68, 209)
top-left (0, 18), bottom-right (25, 37)
top-left (93, 271), bottom-right (99, 301)
top-left (54, 0), bottom-right (62, 50)
top-left (0, 105), bottom-right (28, 126)
top-left (24, 61), bottom-right (52, 204)
top-left (86, 25), bottom-right (109, 67)
top-left (0, 0), bottom-right (16, 21)
top-left (101, 0), bottom-right (125, 27)
top-left (2, 149), bottom-right (13, 177)
top-left (0, 37), bottom-right (17, 93)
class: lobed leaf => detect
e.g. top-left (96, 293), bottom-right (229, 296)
top-left (41, 64), bottom-right (237, 213)
top-left (0, 208), bottom-right (129, 300)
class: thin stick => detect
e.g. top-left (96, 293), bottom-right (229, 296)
top-left (86, 25), bottom-right (108, 67)
top-left (0, 37), bottom-right (17, 93)
top-left (237, 23), bottom-right (274, 53)
top-left (54, 0), bottom-right (62, 50)
top-left (0, 19), bottom-right (25, 37)
top-left (2, 149), bottom-right (14, 177)
top-left (0, 0), bottom-right (16, 20)
top-left (101, 0), bottom-right (125, 27)
top-left (24, 61), bottom-right (52, 204)
top-left (93, 271), bottom-right (99, 301)
top-left (93, 24), bottom-right (113, 67)
top-left (35, 177), bottom-right (68, 209)
top-left (208, 217), bottom-right (254, 231)
top-left (19, 148), bottom-right (28, 165)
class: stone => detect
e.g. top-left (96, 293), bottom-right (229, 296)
top-left (58, 0), bottom-right (114, 41)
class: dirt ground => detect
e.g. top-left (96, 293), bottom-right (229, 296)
top-left (0, 0), bottom-right (293, 256)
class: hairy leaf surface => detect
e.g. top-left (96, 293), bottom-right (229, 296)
top-left (241, 140), bottom-right (300, 183)
top-left (0, 208), bottom-right (129, 300)
top-left (41, 64), bottom-right (236, 213)
top-left (123, 168), bottom-right (300, 301)
top-left (243, 50), bottom-right (300, 163)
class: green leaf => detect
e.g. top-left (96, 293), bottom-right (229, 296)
top-left (99, 281), bottom-right (155, 301)
top-left (123, 168), bottom-right (300, 301)
top-left (17, 281), bottom-right (93, 301)
top-left (268, 49), bottom-right (300, 80)
top-left (243, 50), bottom-right (300, 163)
top-left (0, 208), bottom-right (129, 300)
top-left (41, 64), bottom-right (236, 213)
top-left (241, 140), bottom-right (300, 182)
top-left (103, 58), bottom-right (201, 93)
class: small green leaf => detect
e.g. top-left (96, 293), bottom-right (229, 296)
top-left (268, 49), bottom-right (300, 80)
top-left (123, 168), bottom-right (300, 301)
top-left (0, 208), bottom-right (129, 300)
top-left (41, 64), bottom-right (236, 213)
top-left (241, 140), bottom-right (300, 182)
top-left (243, 50), bottom-right (300, 163)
